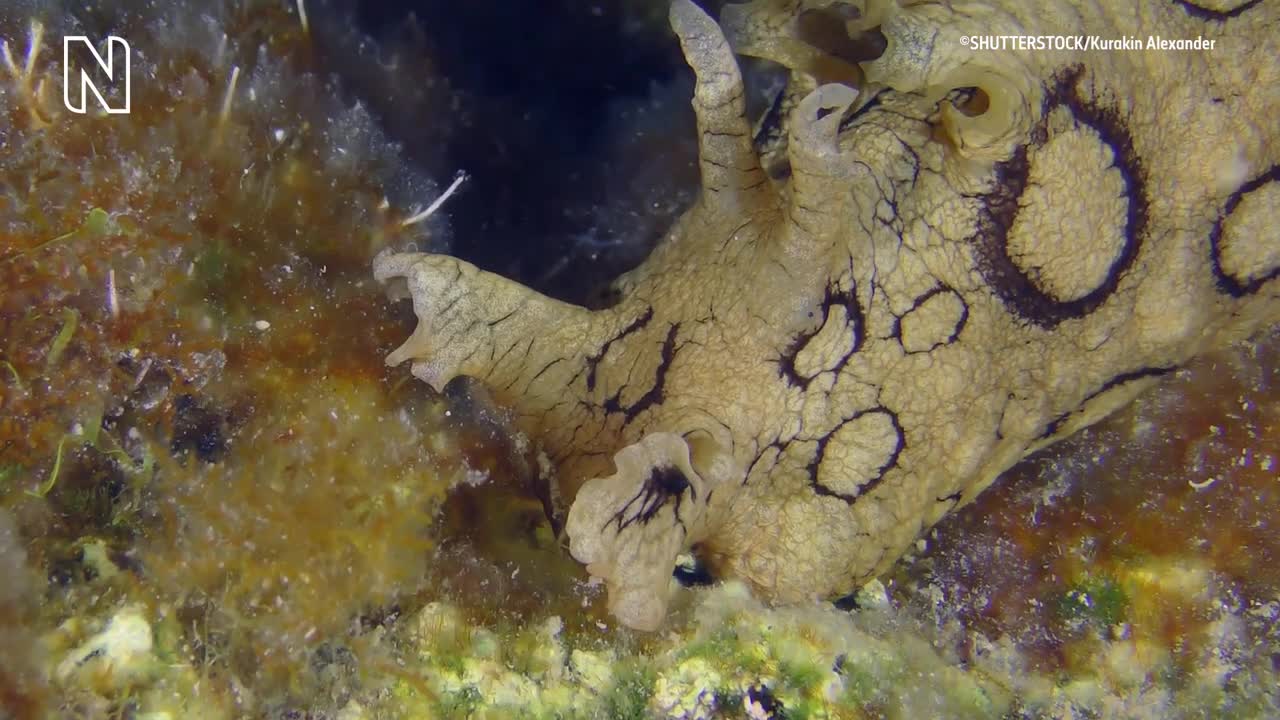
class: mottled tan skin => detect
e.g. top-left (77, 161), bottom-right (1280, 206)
top-left (376, 0), bottom-right (1280, 630)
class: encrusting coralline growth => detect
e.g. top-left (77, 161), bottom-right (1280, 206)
top-left (378, 0), bottom-right (1280, 630)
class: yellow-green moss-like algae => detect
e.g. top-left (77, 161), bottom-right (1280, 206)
top-left (0, 0), bottom-right (468, 714)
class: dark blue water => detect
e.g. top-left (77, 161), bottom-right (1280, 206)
top-left (349, 1), bottom-right (715, 303)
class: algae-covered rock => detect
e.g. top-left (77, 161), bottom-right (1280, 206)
top-left (2, 0), bottom-right (1278, 718)
top-left (0, 0), bottom-right (470, 714)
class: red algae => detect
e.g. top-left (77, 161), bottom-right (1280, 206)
top-left (0, 0), bottom-right (484, 713)
top-left (898, 329), bottom-right (1280, 681)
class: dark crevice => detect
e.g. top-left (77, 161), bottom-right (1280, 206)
top-left (350, 1), bottom-right (732, 305)
top-left (796, 11), bottom-right (887, 69)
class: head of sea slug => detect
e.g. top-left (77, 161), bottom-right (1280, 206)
top-left (557, 0), bottom-right (1059, 628)
top-left (377, 0), bottom-right (1280, 631)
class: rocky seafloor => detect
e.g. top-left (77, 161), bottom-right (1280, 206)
top-left (0, 1), bottom-right (1276, 718)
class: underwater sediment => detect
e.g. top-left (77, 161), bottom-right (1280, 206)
top-left (1, 1), bottom-right (1278, 719)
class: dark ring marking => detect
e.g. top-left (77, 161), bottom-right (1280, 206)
top-left (971, 65), bottom-right (1148, 329)
top-left (1209, 164), bottom-right (1280, 297)
top-left (807, 406), bottom-right (905, 504)
top-left (1171, 0), bottom-right (1264, 21)
top-left (776, 279), bottom-right (865, 390)
top-left (605, 465), bottom-right (694, 534)
top-left (889, 284), bottom-right (970, 353)
top-left (1040, 365), bottom-right (1176, 439)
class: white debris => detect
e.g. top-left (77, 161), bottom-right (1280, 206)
top-left (400, 170), bottom-right (468, 227)
top-left (56, 607), bottom-right (155, 689)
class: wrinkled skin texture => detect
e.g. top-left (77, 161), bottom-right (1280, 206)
top-left (376, 0), bottom-right (1280, 630)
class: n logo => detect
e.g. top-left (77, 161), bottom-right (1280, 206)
top-left (62, 35), bottom-right (131, 114)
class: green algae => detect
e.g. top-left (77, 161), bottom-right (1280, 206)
top-left (43, 308), bottom-right (77, 369)
top-left (18, 558), bottom-right (1280, 720)
top-left (1058, 576), bottom-right (1130, 629)
top-left (361, 581), bottom-right (1017, 719)
top-left (2, 207), bottom-right (110, 264)
top-left (27, 435), bottom-right (67, 498)
top-left (437, 685), bottom-right (485, 717)
top-left (2, 360), bottom-right (23, 389)
top-left (602, 663), bottom-right (658, 720)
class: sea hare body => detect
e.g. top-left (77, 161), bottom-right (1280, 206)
top-left (377, 0), bottom-right (1280, 630)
